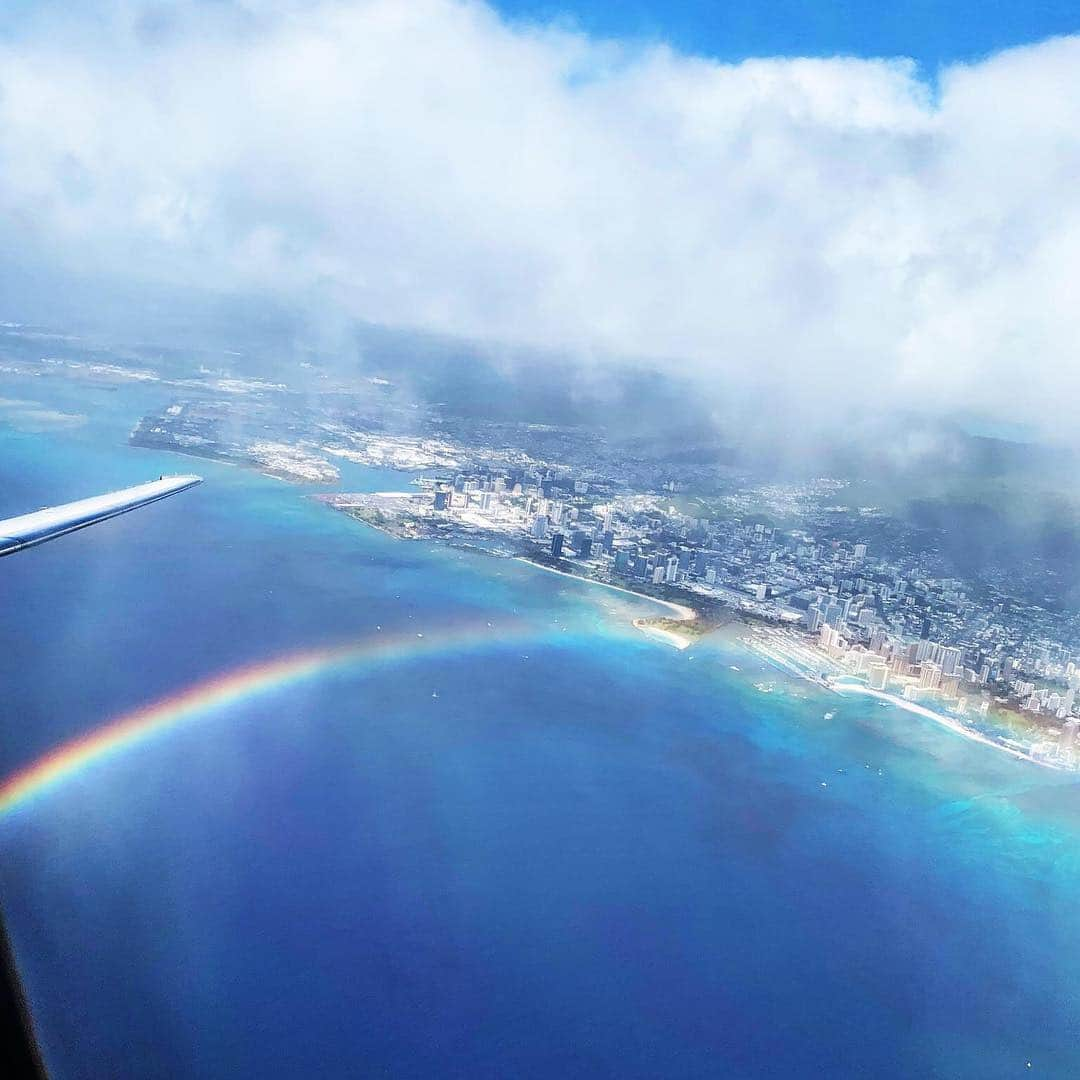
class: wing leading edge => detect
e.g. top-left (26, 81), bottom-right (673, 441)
top-left (0, 475), bottom-right (203, 557)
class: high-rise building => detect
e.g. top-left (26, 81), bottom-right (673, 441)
top-left (918, 662), bottom-right (942, 691)
top-left (665, 556), bottom-right (679, 583)
top-left (853, 543), bottom-right (867, 560)
top-left (940, 646), bottom-right (962, 675)
top-left (1064, 719), bottom-right (1080, 751)
top-left (550, 533), bottom-right (564, 558)
top-left (868, 663), bottom-right (889, 691)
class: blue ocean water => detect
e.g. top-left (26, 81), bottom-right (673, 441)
top-left (2, 378), bottom-right (1080, 1078)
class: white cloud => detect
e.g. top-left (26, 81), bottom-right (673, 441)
top-left (2, 1), bottom-right (1079, 435)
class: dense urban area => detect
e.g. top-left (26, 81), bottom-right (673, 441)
top-left (321, 462), bottom-right (1080, 767)
top-left (4, 321), bottom-right (1080, 768)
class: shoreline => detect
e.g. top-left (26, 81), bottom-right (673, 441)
top-left (318, 495), bottom-right (1072, 772)
top-left (831, 680), bottom-right (1068, 772)
top-left (314, 495), bottom-right (703, 645)
top-left (634, 623), bottom-right (693, 651)
top-left (512, 557), bottom-right (697, 623)
top-left (741, 623), bottom-right (1073, 772)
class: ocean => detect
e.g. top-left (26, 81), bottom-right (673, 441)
top-left (2, 374), bottom-right (1080, 1078)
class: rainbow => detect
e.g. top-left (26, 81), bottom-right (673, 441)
top-left (0, 621), bottom-right (547, 818)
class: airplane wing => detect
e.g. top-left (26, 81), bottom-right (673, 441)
top-left (0, 475), bottom-right (203, 557)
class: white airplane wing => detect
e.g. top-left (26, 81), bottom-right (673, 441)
top-left (0, 475), bottom-right (203, 557)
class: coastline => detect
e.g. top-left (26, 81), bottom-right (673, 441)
top-left (740, 623), bottom-right (1073, 772)
top-left (317, 494), bottom-right (1073, 772)
top-left (314, 494), bottom-right (705, 647)
top-left (512, 556), bottom-right (697, 623)
top-left (634, 622), bottom-right (694, 651)
top-left (831, 680), bottom-right (1068, 771)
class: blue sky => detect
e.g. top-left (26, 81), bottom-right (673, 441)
top-left (7, 0), bottom-right (1079, 65)
top-left (494, 0), bottom-right (1080, 68)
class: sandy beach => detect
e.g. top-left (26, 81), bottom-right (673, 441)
top-left (634, 622), bottom-right (693, 650)
top-left (741, 623), bottom-right (1070, 771)
top-left (513, 557), bottom-right (697, 623)
top-left (832, 680), bottom-right (1067, 771)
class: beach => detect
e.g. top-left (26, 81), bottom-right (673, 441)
top-left (740, 622), bottom-right (1074, 772)
top-left (832, 680), bottom-right (1068, 771)
top-left (513, 556), bottom-right (697, 622)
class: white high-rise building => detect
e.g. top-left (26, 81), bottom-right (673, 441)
top-left (941, 646), bottom-right (963, 675)
top-left (918, 662), bottom-right (942, 691)
top-left (1063, 719), bottom-right (1080, 751)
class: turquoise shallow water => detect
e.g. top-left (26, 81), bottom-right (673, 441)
top-left (2, 375), bottom-right (1080, 1078)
